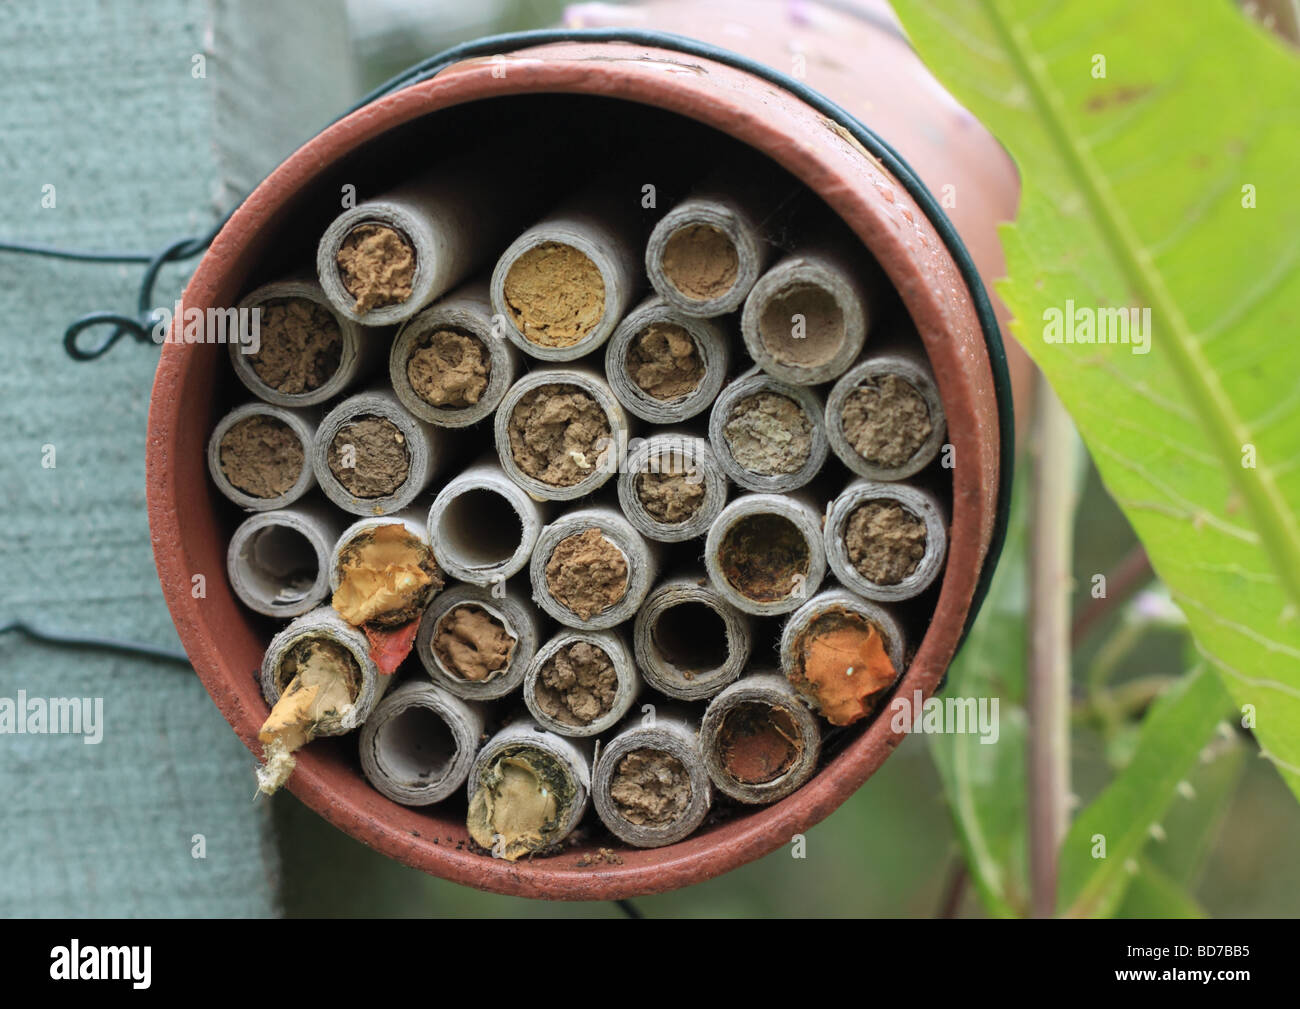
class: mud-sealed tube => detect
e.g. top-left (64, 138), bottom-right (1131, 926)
top-left (603, 297), bottom-right (729, 423)
top-left (226, 502), bottom-right (345, 618)
top-left (493, 364), bottom-right (628, 501)
top-left (707, 367), bottom-right (828, 493)
top-left (592, 708), bottom-right (713, 847)
top-left (312, 386), bottom-right (442, 516)
top-left (359, 680), bottom-right (486, 806)
top-left (415, 583), bottom-right (540, 702)
top-left (824, 479), bottom-right (948, 602)
top-left (230, 277), bottom-right (373, 408)
top-left (699, 672), bottom-right (821, 805)
top-left (426, 457), bottom-right (547, 586)
top-left (824, 351), bottom-right (947, 482)
top-left (740, 246), bottom-right (871, 386)
top-left (207, 401), bottom-right (317, 511)
top-left (778, 588), bottom-right (907, 727)
top-left (530, 506), bottom-right (660, 629)
top-left (617, 431), bottom-right (727, 543)
top-left (388, 280), bottom-right (519, 428)
top-left (523, 627), bottom-right (641, 738)
top-left (704, 492), bottom-right (826, 616)
top-left (465, 719), bottom-right (593, 861)
top-left (632, 575), bottom-right (751, 700)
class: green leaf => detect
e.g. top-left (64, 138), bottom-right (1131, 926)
top-left (1056, 665), bottom-right (1231, 917)
top-left (1116, 861), bottom-right (1208, 919)
top-left (929, 475), bottom-right (1029, 917)
top-left (889, 0), bottom-right (1300, 799)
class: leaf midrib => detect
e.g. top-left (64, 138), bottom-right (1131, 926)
top-left (979, 0), bottom-right (1300, 611)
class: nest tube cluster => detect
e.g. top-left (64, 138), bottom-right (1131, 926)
top-left (207, 131), bottom-right (954, 861)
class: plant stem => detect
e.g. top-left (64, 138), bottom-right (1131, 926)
top-left (1026, 377), bottom-right (1080, 918)
top-left (1070, 544), bottom-right (1153, 646)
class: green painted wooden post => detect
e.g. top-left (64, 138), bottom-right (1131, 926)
top-left (0, 0), bottom-right (353, 916)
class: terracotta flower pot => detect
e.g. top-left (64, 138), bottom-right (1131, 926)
top-left (147, 0), bottom-right (1022, 899)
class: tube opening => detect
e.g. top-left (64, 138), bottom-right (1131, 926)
top-left (218, 414), bottom-right (304, 499)
top-left (406, 327), bottom-right (491, 409)
top-left (438, 488), bottom-right (523, 568)
top-left (610, 748), bottom-right (692, 827)
top-left (652, 601), bottom-right (728, 674)
top-left (723, 392), bottom-right (813, 476)
top-left (625, 322), bottom-right (705, 401)
top-left (544, 527), bottom-right (629, 620)
top-left (507, 382), bottom-right (612, 488)
top-left (661, 223), bottom-right (739, 302)
top-left (378, 705), bottom-right (456, 783)
top-left (239, 525), bottom-right (319, 607)
top-left (534, 640), bottom-right (617, 728)
top-left (432, 603), bottom-right (517, 683)
top-left (336, 222), bottom-right (415, 314)
top-left (757, 282), bottom-right (845, 368)
top-left (327, 414), bottom-right (411, 498)
top-left (845, 499), bottom-right (927, 585)
top-left (841, 374), bottom-right (933, 470)
top-left (717, 701), bottom-right (802, 785)
top-left (718, 513), bottom-right (810, 602)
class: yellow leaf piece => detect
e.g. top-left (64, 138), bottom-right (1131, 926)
top-left (331, 523), bottom-right (437, 627)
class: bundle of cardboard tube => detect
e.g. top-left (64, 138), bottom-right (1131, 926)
top-left (208, 161), bottom-right (950, 859)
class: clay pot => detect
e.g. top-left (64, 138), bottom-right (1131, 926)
top-left (147, 0), bottom-right (1022, 899)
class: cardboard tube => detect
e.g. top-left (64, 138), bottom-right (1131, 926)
top-left (426, 458), bottom-right (547, 586)
top-left (824, 480), bottom-right (948, 601)
top-left (388, 280), bottom-right (519, 428)
top-left (740, 246), bottom-right (871, 385)
top-left (523, 627), bottom-right (641, 737)
top-left (707, 367), bottom-right (828, 493)
top-left (603, 297), bottom-right (729, 423)
top-left (592, 709), bottom-right (713, 847)
top-left (779, 588), bottom-right (908, 726)
top-left (226, 502), bottom-right (344, 618)
top-left (317, 158), bottom-right (533, 326)
top-left (645, 187), bottom-right (769, 317)
top-left (415, 583), bottom-right (540, 702)
top-left (493, 365), bottom-right (629, 501)
top-left (617, 432), bottom-right (727, 543)
top-left (230, 277), bottom-right (373, 407)
top-left (704, 492), bottom-right (826, 616)
top-left (824, 351), bottom-right (947, 481)
top-left (699, 672), bottom-right (821, 805)
top-left (489, 185), bottom-right (642, 361)
top-left (530, 506), bottom-right (660, 630)
top-left (632, 575), bottom-right (751, 701)
top-left (312, 387), bottom-right (441, 516)
top-left (207, 401), bottom-right (317, 511)
top-left (466, 718), bottom-right (593, 860)
top-left (359, 680), bottom-right (485, 806)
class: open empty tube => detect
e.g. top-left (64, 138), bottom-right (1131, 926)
top-left (227, 503), bottom-right (344, 618)
top-left (825, 351), bottom-right (947, 481)
top-left (207, 402), bottom-right (317, 511)
top-left (645, 180), bottom-right (770, 318)
top-left (824, 480), bottom-right (949, 601)
top-left (617, 432), bottom-right (727, 543)
top-left (779, 588), bottom-right (908, 727)
top-left (489, 184), bottom-right (643, 361)
top-left (592, 709), bottom-right (713, 848)
top-left (231, 277), bottom-right (372, 407)
top-left (530, 506), bottom-right (659, 630)
top-left (707, 368), bottom-right (829, 493)
top-left (603, 297), bottom-right (729, 423)
top-left (632, 576), bottom-right (752, 701)
top-left (523, 627), bottom-right (641, 738)
top-left (256, 605), bottom-right (388, 795)
top-left (388, 280), bottom-right (519, 428)
top-left (312, 387), bottom-right (442, 516)
top-left (704, 492), bottom-right (826, 616)
top-left (359, 680), bottom-right (485, 806)
top-left (415, 583), bottom-right (540, 702)
top-left (426, 458), bottom-right (547, 586)
top-left (699, 672), bottom-right (822, 805)
top-left (466, 719), bottom-right (593, 861)
top-left (317, 155), bottom-right (538, 327)
top-left (740, 246), bottom-right (872, 385)
top-left (493, 365), bottom-right (628, 501)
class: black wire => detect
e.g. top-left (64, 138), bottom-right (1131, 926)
top-left (0, 619), bottom-right (192, 666)
top-left (614, 899), bottom-right (643, 919)
top-left (0, 18), bottom-right (1015, 637)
